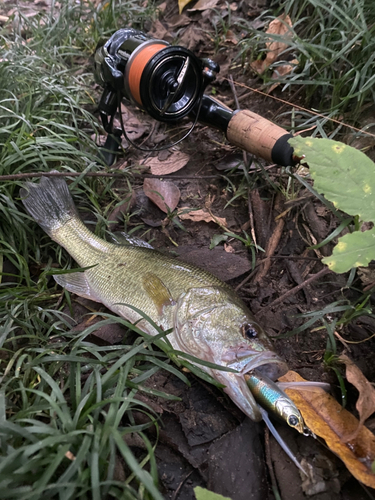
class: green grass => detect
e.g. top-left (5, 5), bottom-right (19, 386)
top-left (1, 316), bottom-right (168, 500)
top-left (237, 0), bottom-right (375, 131)
top-left (0, 2), bottom-right (179, 498)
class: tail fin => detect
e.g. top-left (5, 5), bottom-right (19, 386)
top-left (20, 174), bottom-right (79, 236)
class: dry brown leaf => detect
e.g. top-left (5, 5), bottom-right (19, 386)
top-left (188, 0), bottom-right (219, 11)
top-left (271, 59), bottom-right (298, 79)
top-left (280, 371), bottom-right (375, 488)
top-left (118, 104), bottom-right (148, 141)
top-left (142, 151), bottom-right (190, 175)
top-left (268, 58), bottom-right (298, 92)
top-left (224, 243), bottom-right (235, 253)
top-left (177, 24), bottom-right (208, 51)
top-left (178, 208), bottom-right (227, 228)
top-left (340, 354), bottom-right (375, 441)
top-left (147, 19), bottom-right (168, 40)
top-left (107, 190), bottom-right (137, 228)
top-left (251, 14), bottom-right (293, 75)
top-left (143, 178), bottom-right (180, 213)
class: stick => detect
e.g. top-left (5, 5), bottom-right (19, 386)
top-left (256, 267), bottom-right (331, 316)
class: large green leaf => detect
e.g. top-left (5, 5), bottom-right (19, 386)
top-left (322, 228), bottom-right (375, 273)
top-left (289, 136), bottom-right (375, 273)
top-left (194, 487), bottom-right (232, 500)
top-left (289, 136), bottom-right (375, 222)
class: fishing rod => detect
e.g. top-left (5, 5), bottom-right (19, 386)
top-left (93, 28), bottom-right (297, 167)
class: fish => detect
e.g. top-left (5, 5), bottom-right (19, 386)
top-left (20, 174), bottom-right (312, 471)
top-left (21, 174), bottom-right (288, 420)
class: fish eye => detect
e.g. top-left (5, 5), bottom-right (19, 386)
top-left (241, 324), bottom-right (258, 340)
top-left (288, 415), bottom-right (300, 427)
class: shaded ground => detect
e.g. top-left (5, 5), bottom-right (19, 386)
top-left (3, 0), bottom-right (375, 499)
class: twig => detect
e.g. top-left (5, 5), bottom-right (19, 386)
top-left (235, 266), bottom-right (260, 292)
top-left (247, 188), bottom-right (258, 249)
top-left (0, 171), bottom-right (225, 182)
top-left (171, 470), bottom-right (194, 500)
top-left (223, 77), bottom-right (375, 139)
top-left (235, 255), bottom-right (321, 292)
top-left (0, 171), bottom-right (125, 181)
top-left (228, 74), bottom-right (240, 110)
top-left (253, 194), bottom-right (285, 284)
top-left (265, 427), bottom-right (282, 500)
top-left (270, 255), bottom-right (320, 261)
top-left (257, 267), bottom-right (331, 316)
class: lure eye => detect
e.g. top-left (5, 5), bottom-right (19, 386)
top-left (288, 415), bottom-right (300, 427)
top-left (241, 324), bottom-right (258, 340)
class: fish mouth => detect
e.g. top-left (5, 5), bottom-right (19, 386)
top-left (213, 351), bottom-right (288, 421)
top-left (225, 350), bottom-right (288, 381)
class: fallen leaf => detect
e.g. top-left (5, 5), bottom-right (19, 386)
top-left (224, 29), bottom-right (238, 45)
top-left (164, 14), bottom-right (191, 30)
top-left (268, 58), bottom-right (298, 92)
top-left (107, 190), bottom-right (137, 228)
top-left (177, 24), bottom-right (208, 51)
top-left (188, 0), bottom-right (219, 11)
top-left (176, 245), bottom-right (250, 281)
top-left (340, 354), bottom-right (375, 441)
top-left (178, 0), bottom-right (194, 14)
top-left (357, 266), bottom-right (375, 287)
top-left (279, 371), bottom-right (375, 488)
top-left (142, 151), bottom-right (190, 175)
top-left (271, 59), bottom-right (298, 79)
top-left (251, 14), bottom-right (293, 74)
top-left (224, 243), bottom-right (235, 253)
top-left (72, 314), bottom-right (126, 345)
top-left (143, 178), bottom-right (180, 213)
top-left (118, 104), bottom-right (148, 140)
top-left (178, 208), bottom-right (227, 228)
top-left (147, 19), bottom-right (168, 40)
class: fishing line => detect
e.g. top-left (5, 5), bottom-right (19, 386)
top-left (224, 77), bottom-right (375, 139)
top-left (117, 89), bottom-right (204, 152)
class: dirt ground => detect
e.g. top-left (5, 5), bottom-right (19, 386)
top-left (3, 0), bottom-right (375, 498)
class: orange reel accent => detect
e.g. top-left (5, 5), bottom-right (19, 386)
top-left (127, 43), bottom-right (166, 106)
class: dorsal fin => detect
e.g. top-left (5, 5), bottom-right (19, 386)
top-left (109, 231), bottom-right (154, 249)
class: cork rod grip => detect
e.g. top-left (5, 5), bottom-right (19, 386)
top-left (226, 110), bottom-right (294, 166)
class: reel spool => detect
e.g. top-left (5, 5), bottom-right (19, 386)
top-left (94, 28), bottom-right (218, 123)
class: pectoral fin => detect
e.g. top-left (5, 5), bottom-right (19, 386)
top-left (53, 272), bottom-right (100, 302)
top-left (142, 272), bottom-right (175, 314)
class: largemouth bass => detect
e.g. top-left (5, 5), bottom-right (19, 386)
top-left (20, 175), bottom-right (290, 423)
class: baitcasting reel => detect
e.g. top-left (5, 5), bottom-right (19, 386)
top-left (94, 28), bottom-right (295, 166)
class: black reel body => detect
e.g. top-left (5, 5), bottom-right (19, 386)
top-left (94, 28), bottom-right (218, 123)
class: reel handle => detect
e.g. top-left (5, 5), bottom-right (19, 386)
top-left (195, 96), bottom-right (295, 167)
top-left (226, 110), bottom-right (294, 166)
